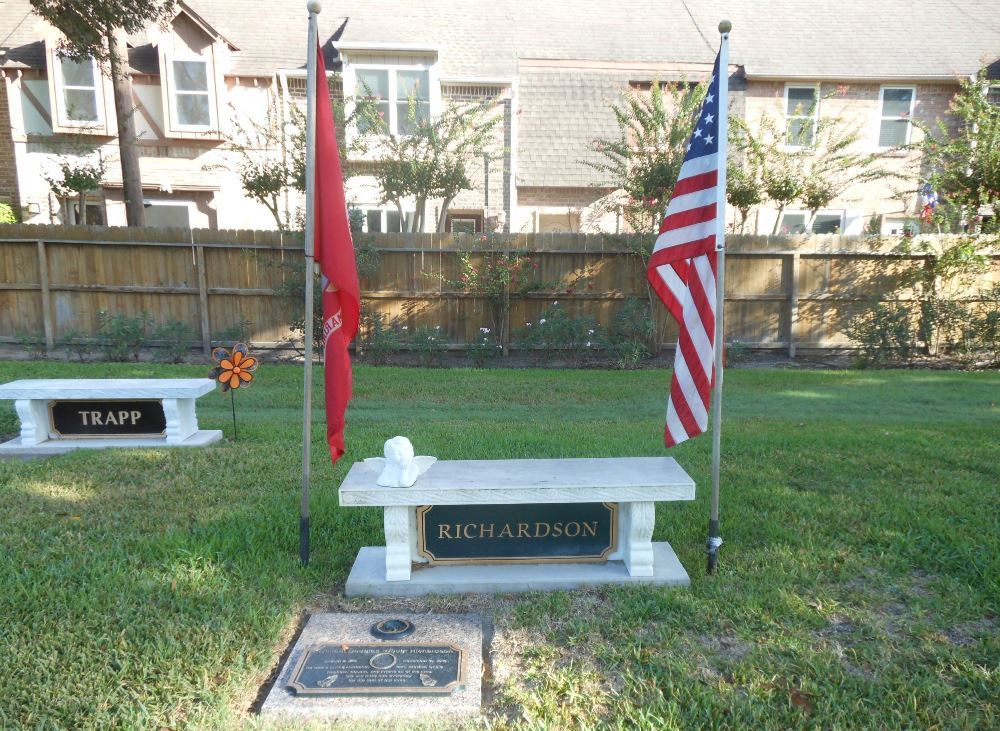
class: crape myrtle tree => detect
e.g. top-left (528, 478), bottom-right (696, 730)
top-left (920, 69), bottom-right (1000, 234)
top-left (30, 0), bottom-right (178, 227)
top-left (735, 92), bottom-right (903, 235)
top-left (357, 96), bottom-right (502, 233)
top-left (587, 80), bottom-right (707, 241)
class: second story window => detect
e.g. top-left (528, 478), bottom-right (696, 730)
top-left (879, 87), bottom-right (915, 148)
top-left (172, 60), bottom-right (211, 127)
top-left (356, 67), bottom-right (430, 136)
top-left (59, 57), bottom-right (99, 123)
top-left (785, 86), bottom-right (817, 146)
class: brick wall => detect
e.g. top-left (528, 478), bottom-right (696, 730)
top-left (743, 80), bottom-right (959, 232)
top-left (0, 77), bottom-right (20, 212)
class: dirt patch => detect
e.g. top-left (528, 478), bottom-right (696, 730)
top-left (944, 618), bottom-right (997, 646)
top-left (698, 633), bottom-right (752, 662)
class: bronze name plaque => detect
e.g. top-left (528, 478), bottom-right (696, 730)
top-left (48, 399), bottom-right (167, 438)
top-left (417, 502), bottom-right (618, 565)
top-left (287, 643), bottom-right (462, 696)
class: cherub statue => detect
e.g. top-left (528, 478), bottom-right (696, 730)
top-left (364, 436), bottom-right (436, 488)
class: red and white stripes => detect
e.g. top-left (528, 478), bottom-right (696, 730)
top-left (646, 152), bottom-right (720, 447)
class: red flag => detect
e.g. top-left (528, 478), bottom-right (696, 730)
top-left (646, 51), bottom-right (723, 447)
top-left (313, 43), bottom-right (360, 464)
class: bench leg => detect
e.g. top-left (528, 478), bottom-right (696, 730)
top-left (16, 400), bottom-right (50, 445)
top-left (622, 501), bottom-right (655, 577)
top-left (384, 506), bottom-right (411, 581)
top-left (163, 398), bottom-right (197, 445)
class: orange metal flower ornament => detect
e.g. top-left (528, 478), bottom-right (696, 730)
top-left (209, 343), bottom-right (258, 440)
top-left (210, 343), bottom-right (257, 392)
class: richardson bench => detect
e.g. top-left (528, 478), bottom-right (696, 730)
top-left (0, 378), bottom-right (222, 454)
top-left (338, 456), bottom-right (696, 596)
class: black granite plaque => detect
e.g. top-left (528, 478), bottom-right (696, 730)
top-left (49, 400), bottom-right (167, 438)
top-left (286, 643), bottom-right (462, 696)
top-left (418, 502), bottom-right (617, 564)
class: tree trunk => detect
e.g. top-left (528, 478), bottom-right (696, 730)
top-left (107, 28), bottom-right (144, 227)
top-left (394, 201), bottom-right (405, 232)
top-left (436, 195), bottom-right (455, 232)
top-left (770, 205), bottom-right (786, 235)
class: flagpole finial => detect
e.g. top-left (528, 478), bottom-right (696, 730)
top-left (307, 0), bottom-right (322, 14)
top-left (718, 19), bottom-right (732, 33)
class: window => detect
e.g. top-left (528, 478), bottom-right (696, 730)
top-left (362, 208), bottom-right (415, 233)
top-left (144, 202), bottom-right (192, 229)
top-left (779, 211), bottom-right (843, 234)
top-left (59, 57), bottom-right (99, 123)
top-left (988, 86), bottom-right (1000, 107)
top-left (882, 217), bottom-right (919, 237)
top-left (879, 87), bottom-right (915, 148)
top-left (64, 199), bottom-right (105, 225)
top-left (785, 86), bottom-right (818, 146)
top-left (355, 67), bottom-right (430, 136)
top-left (172, 60), bottom-right (211, 127)
top-left (450, 218), bottom-right (478, 234)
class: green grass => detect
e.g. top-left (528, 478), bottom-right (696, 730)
top-left (0, 362), bottom-right (997, 730)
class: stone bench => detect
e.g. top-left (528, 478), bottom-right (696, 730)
top-left (0, 378), bottom-right (222, 454)
top-left (339, 456), bottom-right (696, 596)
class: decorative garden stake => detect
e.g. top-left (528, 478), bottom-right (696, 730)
top-left (209, 343), bottom-right (257, 440)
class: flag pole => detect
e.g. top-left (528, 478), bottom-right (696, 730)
top-left (707, 19), bottom-right (731, 574)
top-left (300, 0), bottom-right (321, 567)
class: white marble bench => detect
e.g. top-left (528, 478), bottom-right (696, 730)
top-left (0, 378), bottom-right (222, 454)
top-left (339, 456), bottom-right (696, 596)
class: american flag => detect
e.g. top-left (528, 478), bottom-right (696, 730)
top-left (646, 52), bottom-right (725, 447)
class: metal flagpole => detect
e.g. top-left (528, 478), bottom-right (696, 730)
top-left (300, 0), bottom-right (321, 567)
top-left (708, 20), bottom-right (731, 574)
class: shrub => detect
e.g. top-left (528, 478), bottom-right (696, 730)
top-left (56, 328), bottom-right (93, 362)
top-left (97, 310), bottom-right (152, 362)
top-left (152, 320), bottom-right (196, 363)
top-left (845, 301), bottom-right (916, 367)
top-left (726, 339), bottom-right (749, 367)
top-left (211, 318), bottom-right (253, 347)
top-left (467, 327), bottom-right (502, 367)
top-left (410, 325), bottom-right (448, 367)
top-left (15, 331), bottom-right (46, 359)
top-left (0, 202), bottom-right (17, 224)
top-left (359, 307), bottom-right (402, 365)
top-left (603, 298), bottom-right (654, 369)
top-left (968, 284), bottom-right (1000, 366)
top-left (517, 302), bottom-right (600, 365)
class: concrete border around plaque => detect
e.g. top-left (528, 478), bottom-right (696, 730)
top-left (339, 456), bottom-right (696, 596)
top-left (260, 612), bottom-right (482, 721)
top-left (0, 379), bottom-right (222, 455)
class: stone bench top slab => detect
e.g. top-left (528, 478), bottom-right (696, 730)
top-left (340, 456), bottom-right (695, 506)
top-left (0, 379), bottom-right (216, 400)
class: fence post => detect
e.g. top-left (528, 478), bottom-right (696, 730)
top-left (195, 245), bottom-right (211, 356)
top-left (36, 240), bottom-right (54, 354)
top-left (787, 252), bottom-right (801, 358)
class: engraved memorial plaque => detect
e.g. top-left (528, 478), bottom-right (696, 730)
top-left (418, 502), bottom-right (617, 564)
top-left (49, 399), bottom-right (167, 438)
top-left (286, 643), bottom-right (463, 696)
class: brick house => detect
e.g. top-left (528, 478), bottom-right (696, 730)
top-left (0, 0), bottom-right (997, 233)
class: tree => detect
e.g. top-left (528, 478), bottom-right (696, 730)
top-left (44, 144), bottom-right (106, 224)
top-left (358, 97), bottom-right (502, 232)
top-left (737, 94), bottom-right (903, 235)
top-left (587, 80), bottom-right (707, 237)
top-left (30, 1), bottom-right (177, 227)
top-left (921, 68), bottom-right (1000, 234)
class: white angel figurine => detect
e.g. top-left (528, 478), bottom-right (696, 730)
top-left (364, 436), bottom-right (436, 488)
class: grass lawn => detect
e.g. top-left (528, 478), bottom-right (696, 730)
top-left (0, 361), bottom-right (997, 730)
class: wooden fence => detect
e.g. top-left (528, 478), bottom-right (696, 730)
top-left (1, 224), bottom-right (997, 356)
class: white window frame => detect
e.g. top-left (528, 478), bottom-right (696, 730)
top-left (345, 61), bottom-right (438, 139)
top-left (881, 216), bottom-right (919, 237)
top-left (361, 207), bottom-right (416, 233)
top-left (778, 209), bottom-right (845, 235)
top-left (986, 85), bottom-right (1000, 107)
top-left (877, 85), bottom-right (916, 149)
top-left (142, 199), bottom-right (196, 229)
top-left (165, 55), bottom-right (217, 132)
top-left (783, 84), bottom-right (819, 149)
top-left (53, 56), bottom-right (103, 128)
